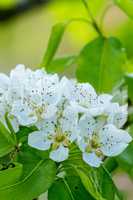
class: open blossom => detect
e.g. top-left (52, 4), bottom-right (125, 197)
top-left (28, 105), bottom-right (79, 162)
top-left (10, 65), bottom-right (61, 126)
top-left (0, 65), bottom-right (132, 167)
top-left (78, 113), bottom-right (131, 167)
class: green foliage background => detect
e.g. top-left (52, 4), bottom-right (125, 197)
top-left (0, 0), bottom-right (133, 72)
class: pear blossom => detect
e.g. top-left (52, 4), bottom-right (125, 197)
top-left (28, 105), bottom-right (79, 162)
top-left (0, 65), bottom-right (132, 167)
top-left (78, 113), bottom-right (132, 167)
top-left (11, 67), bottom-right (61, 126)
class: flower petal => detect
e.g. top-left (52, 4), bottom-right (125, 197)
top-left (107, 104), bottom-right (128, 128)
top-left (83, 152), bottom-right (102, 167)
top-left (78, 113), bottom-right (96, 137)
top-left (28, 131), bottom-right (51, 150)
top-left (100, 124), bottom-right (132, 156)
top-left (60, 105), bottom-right (79, 141)
top-left (12, 100), bottom-right (37, 126)
top-left (50, 145), bottom-right (69, 162)
top-left (36, 116), bottom-right (56, 134)
top-left (88, 94), bottom-right (113, 116)
top-left (0, 73), bottom-right (9, 92)
top-left (61, 78), bottom-right (97, 108)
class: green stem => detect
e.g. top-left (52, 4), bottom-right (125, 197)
top-left (81, 0), bottom-right (102, 35)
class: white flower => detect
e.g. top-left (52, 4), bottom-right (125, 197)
top-left (0, 73), bottom-right (9, 95)
top-left (0, 64), bottom-right (131, 167)
top-left (78, 122), bottom-right (132, 167)
top-left (61, 77), bottom-right (97, 108)
top-left (11, 68), bottom-right (61, 126)
top-left (28, 105), bottom-right (79, 162)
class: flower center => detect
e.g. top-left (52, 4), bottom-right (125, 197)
top-left (54, 133), bottom-right (66, 143)
top-left (85, 134), bottom-right (102, 156)
top-left (35, 106), bottom-right (44, 119)
top-left (51, 130), bottom-right (70, 150)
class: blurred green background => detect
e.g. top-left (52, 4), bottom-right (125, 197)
top-left (0, 0), bottom-right (133, 73)
top-left (0, 0), bottom-right (133, 199)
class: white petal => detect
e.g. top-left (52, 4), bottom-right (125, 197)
top-left (78, 113), bottom-right (96, 137)
top-left (60, 105), bottom-right (78, 141)
top-left (50, 145), bottom-right (69, 162)
top-left (34, 69), bottom-right (46, 80)
top-left (38, 74), bottom-right (61, 105)
top-left (28, 131), bottom-right (51, 150)
top-left (100, 124), bottom-right (132, 157)
top-left (88, 107), bottom-right (105, 116)
top-left (74, 83), bottom-right (97, 107)
top-left (70, 101), bottom-right (88, 113)
top-left (83, 152), bottom-right (102, 167)
top-left (88, 94), bottom-right (113, 116)
top-left (77, 137), bottom-right (87, 152)
top-left (10, 64), bottom-right (26, 80)
top-left (107, 104), bottom-right (128, 128)
top-left (8, 115), bottom-right (19, 133)
top-left (36, 116), bottom-right (56, 134)
top-left (44, 104), bottom-right (57, 119)
top-left (60, 77), bottom-right (74, 100)
top-left (61, 78), bottom-right (97, 107)
top-left (12, 101), bottom-right (37, 126)
top-left (98, 94), bottom-right (113, 105)
top-left (0, 73), bottom-right (9, 91)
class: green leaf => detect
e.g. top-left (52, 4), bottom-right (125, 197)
top-left (77, 166), bottom-right (122, 200)
top-left (0, 146), bottom-right (56, 200)
top-left (41, 22), bottom-right (66, 67)
top-left (0, 121), bottom-right (16, 157)
top-left (125, 74), bottom-right (133, 102)
top-left (49, 179), bottom-right (72, 200)
top-left (63, 145), bottom-right (121, 200)
top-left (46, 56), bottom-right (76, 73)
top-left (63, 146), bottom-right (105, 200)
top-left (116, 141), bottom-right (133, 179)
top-left (76, 168), bottom-right (106, 200)
top-left (5, 114), bottom-right (17, 142)
top-left (98, 166), bottom-right (122, 200)
top-left (0, 162), bottom-right (22, 188)
top-left (76, 36), bottom-right (126, 93)
top-left (48, 176), bottom-right (94, 200)
top-left (114, 0), bottom-right (133, 18)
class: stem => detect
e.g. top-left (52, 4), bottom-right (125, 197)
top-left (81, 0), bottom-right (103, 35)
top-left (67, 18), bottom-right (101, 39)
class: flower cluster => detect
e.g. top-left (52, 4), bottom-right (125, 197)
top-left (0, 65), bottom-right (132, 167)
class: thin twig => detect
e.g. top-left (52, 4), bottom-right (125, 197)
top-left (81, 0), bottom-right (103, 35)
